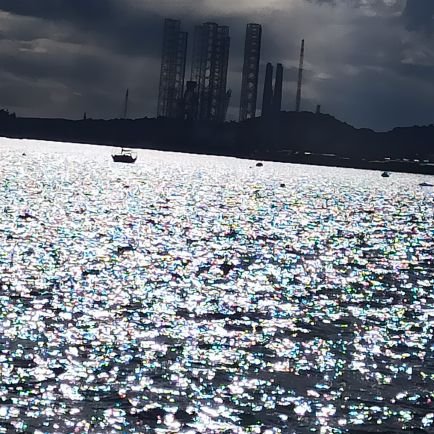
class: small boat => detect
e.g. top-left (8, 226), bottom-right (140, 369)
top-left (112, 148), bottom-right (137, 164)
top-left (381, 171), bottom-right (390, 178)
top-left (112, 89), bottom-right (137, 164)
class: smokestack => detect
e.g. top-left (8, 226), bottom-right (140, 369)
top-left (273, 63), bottom-right (283, 114)
top-left (262, 63), bottom-right (274, 118)
top-left (122, 88), bottom-right (129, 119)
top-left (295, 39), bottom-right (305, 112)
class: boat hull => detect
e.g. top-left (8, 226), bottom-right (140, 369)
top-left (112, 155), bottom-right (137, 163)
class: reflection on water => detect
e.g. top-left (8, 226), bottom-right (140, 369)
top-left (0, 139), bottom-right (433, 433)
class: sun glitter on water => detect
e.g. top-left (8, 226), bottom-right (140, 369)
top-left (0, 138), bottom-right (433, 433)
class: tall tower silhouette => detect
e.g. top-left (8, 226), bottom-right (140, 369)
top-left (261, 63), bottom-right (274, 118)
top-left (239, 24), bottom-right (262, 122)
top-left (122, 88), bottom-right (129, 119)
top-left (157, 19), bottom-right (188, 118)
top-left (273, 63), bottom-right (283, 114)
top-left (262, 63), bottom-right (284, 118)
top-left (191, 22), bottom-right (231, 122)
top-left (295, 39), bottom-right (305, 112)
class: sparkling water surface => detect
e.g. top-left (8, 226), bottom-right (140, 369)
top-left (0, 138), bottom-right (433, 433)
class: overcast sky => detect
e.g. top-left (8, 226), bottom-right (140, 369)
top-left (0, 0), bottom-right (433, 130)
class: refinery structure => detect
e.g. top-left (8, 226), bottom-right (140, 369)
top-left (191, 23), bottom-right (231, 122)
top-left (261, 63), bottom-right (283, 118)
top-left (157, 19), bottom-right (188, 119)
top-left (157, 18), bottom-right (306, 122)
top-left (239, 24), bottom-right (262, 122)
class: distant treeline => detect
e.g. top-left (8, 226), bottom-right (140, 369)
top-left (1, 111), bottom-right (433, 173)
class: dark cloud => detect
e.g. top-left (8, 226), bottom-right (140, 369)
top-left (402, 0), bottom-right (434, 32)
top-left (0, 0), bottom-right (433, 130)
top-left (0, 0), bottom-right (163, 56)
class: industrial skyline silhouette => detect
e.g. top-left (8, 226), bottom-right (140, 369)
top-left (156, 19), bottom-right (306, 123)
top-left (0, 10), bottom-right (432, 172)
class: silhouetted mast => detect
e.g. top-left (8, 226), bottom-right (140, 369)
top-left (122, 88), bottom-right (129, 119)
top-left (295, 39), bottom-right (304, 112)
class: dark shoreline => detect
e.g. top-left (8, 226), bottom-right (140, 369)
top-left (5, 135), bottom-right (433, 175)
top-left (268, 152), bottom-right (434, 175)
top-left (1, 110), bottom-right (433, 175)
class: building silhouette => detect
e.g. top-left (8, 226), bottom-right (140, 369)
top-left (157, 19), bottom-right (188, 119)
top-left (191, 22), bottom-right (231, 122)
top-left (261, 62), bottom-right (284, 118)
top-left (239, 24), bottom-right (262, 122)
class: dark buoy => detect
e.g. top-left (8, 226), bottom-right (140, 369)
top-left (117, 245), bottom-right (135, 255)
top-left (381, 171), bottom-right (390, 178)
top-left (256, 162), bottom-right (263, 167)
top-left (220, 262), bottom-right (234, 276)
top-left (280, 183), bottom-right (286, 188)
